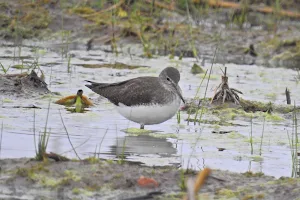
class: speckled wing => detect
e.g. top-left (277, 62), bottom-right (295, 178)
top-left (85, 77), bottom-right (167, 106)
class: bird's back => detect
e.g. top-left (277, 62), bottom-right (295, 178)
top-left (86, 77), bottom-right (173, 106)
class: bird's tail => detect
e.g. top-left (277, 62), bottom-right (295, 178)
top-left (85, 80), bottom-right (110, 91)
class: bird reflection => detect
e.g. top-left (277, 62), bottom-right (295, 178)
top-left (109, 135), bottom-right (177, 158)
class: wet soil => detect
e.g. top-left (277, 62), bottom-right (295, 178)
top-left (1, 0), bottom-right (300, 68)
top-left (0, 158), bottom-right (300, 200)
top-left (0, 70), bottom-right (50, 98)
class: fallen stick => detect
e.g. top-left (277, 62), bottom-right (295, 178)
top-left (145, 0), bottom-right (176, 11)
top-left (192, 0), bottom-right (300, 19)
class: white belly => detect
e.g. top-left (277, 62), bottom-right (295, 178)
top-left (116, 99), bottom-right (181, 125)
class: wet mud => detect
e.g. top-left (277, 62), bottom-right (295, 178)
top-left (1, 158), bottom-right (300, 200)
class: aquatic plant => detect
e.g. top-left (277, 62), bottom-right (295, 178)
top-left (35, 97), bottom-right (51, 161)
top-left (59, 109), bottom-right (81, 160)
top-left (0, 62), bottom-right (11, 74)
top-left (231, 0), bottom-right (249, 29)
top-left (111, 3), bottom-right (118, 56)
top-left (259, 117), bottom-right (266, 156)
top-left (186, 69), bottom-right (208, 124)
top-left (67, 54), bottom-right (72, 73)
top-left (287, 103), bottom-right (299, 177)
top-left (249, 114), bottom-right (254, 155)
top-left (0, 121), bottom-right (3, 158)
top-left (177, 110), bottom-right (181, 124)
top-left (194, 40), bottom-right (220, 124)
top-left (95, 128), bottom-right (108, 158)
top-left (178, 169), bottom-right (186, 191)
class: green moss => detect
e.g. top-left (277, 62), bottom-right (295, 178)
top-left (277, 177), bottom-right (298, 184)
top-left (212, 124), bottom-right (221, 130)
top-left (82, 189), bottom-right (94, 196)
top-left (15, 163), bottom-right (83, 188)
top-left (149, 133), bottom-right (177, 139)
top-left (105, 159), bottom-right (115, 164)
top-left (220, 109), bottom-right (237, 120)
top-left (228, 131), bottom-right (246, 139)
top-left (217, 188), bottom-right (237, 198)
top-left (15, 163), bottom-right (49, 179)
top-left (2, 98), bottom-right (13, 103)
top-left (242, 171), bottom-right (264, 177)
top-left (71, 6), bottom-right (96, 15)
top-left (72, 187), bottom-right (81, 195)
top-left (264, 113), bottom-right (284, 122)
top-left (11, 64), bottom-right (31, 69)
top-left (0, 14), bottom-right (10, 27)
top-left (23, 11), bottom-right (51, 29)
top-left (265, 93), bottom-right (277, 101)
top-left (40, 176), bottom-right (62, 187)
top-left (212, 107), bottom-right (253, 119)
top-left (37, 170), bottom-right (81, 188)
top-left (255, 193), bottom-right (265, 199)
top-left (260, 36), bottom-right (281, 50)
top-left (250, 155), bottom-right (264, 162)
top-left (16, 167), bottom-right (34, 178)
top-left (240, 99), bottom-right (272, 113)
top-left (242, 194), bottom-right (254, 200)
top-left (258, 71), bottom-right (265, 77)
top-left (38, 94), bottom-right (53, 100)
top-left (123, 128), bottom-right (152, 134)
top-left (113, 173), bottom-right (124, 179)
top-left (191, 63), bottom-right (204, 74)
top-left (270, 51), bottom-right (300, 68)
top-left (64, 170), bottom-right (81, 181)
top-left (84, 157), bottom-right (100, 164)
top-left (199, 73), bottom-right (218, 80)
top-left (244, 137), bottom-right (260, 143)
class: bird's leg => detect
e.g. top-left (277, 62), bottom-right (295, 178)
top-left (140, 124), bottom-right (144, 129)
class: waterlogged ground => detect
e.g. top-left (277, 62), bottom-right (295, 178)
top-left (0, 40), bottom-right (300, 182)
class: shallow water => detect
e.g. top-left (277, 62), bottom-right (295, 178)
top-left (0, 41), bottom-right (299, 178)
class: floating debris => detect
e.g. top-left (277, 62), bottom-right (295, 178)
top-left (55, 90), bottom-right (93, 113)
top-left (137, 176), bottom-right (159, 188)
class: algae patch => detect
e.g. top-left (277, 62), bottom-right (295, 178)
top-left (217, 188), bottom-right (237, 198)
top-left (123, 128), bottom-right (153, 134)
top-left (123, 128), bottom-right (177, 139)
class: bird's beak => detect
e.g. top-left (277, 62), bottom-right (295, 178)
top-left (172, 82), bottom-right (185, 104)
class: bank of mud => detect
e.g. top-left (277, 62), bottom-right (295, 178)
top-left (0, 158), bottom-right (299, 200)
top-left (1, 0), bottom-right (300, 69)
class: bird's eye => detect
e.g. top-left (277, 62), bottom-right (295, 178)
top-left (167, 77), bottom-right (171, 81)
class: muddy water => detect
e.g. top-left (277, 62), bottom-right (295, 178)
top-left (0, 41), bottom-right (299, 178)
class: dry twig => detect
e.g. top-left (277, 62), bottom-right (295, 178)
top-left (211, 67), bottom-right (242, 105)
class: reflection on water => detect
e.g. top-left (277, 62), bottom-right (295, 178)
top-left (110, 135), bottom-right (177, 157)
